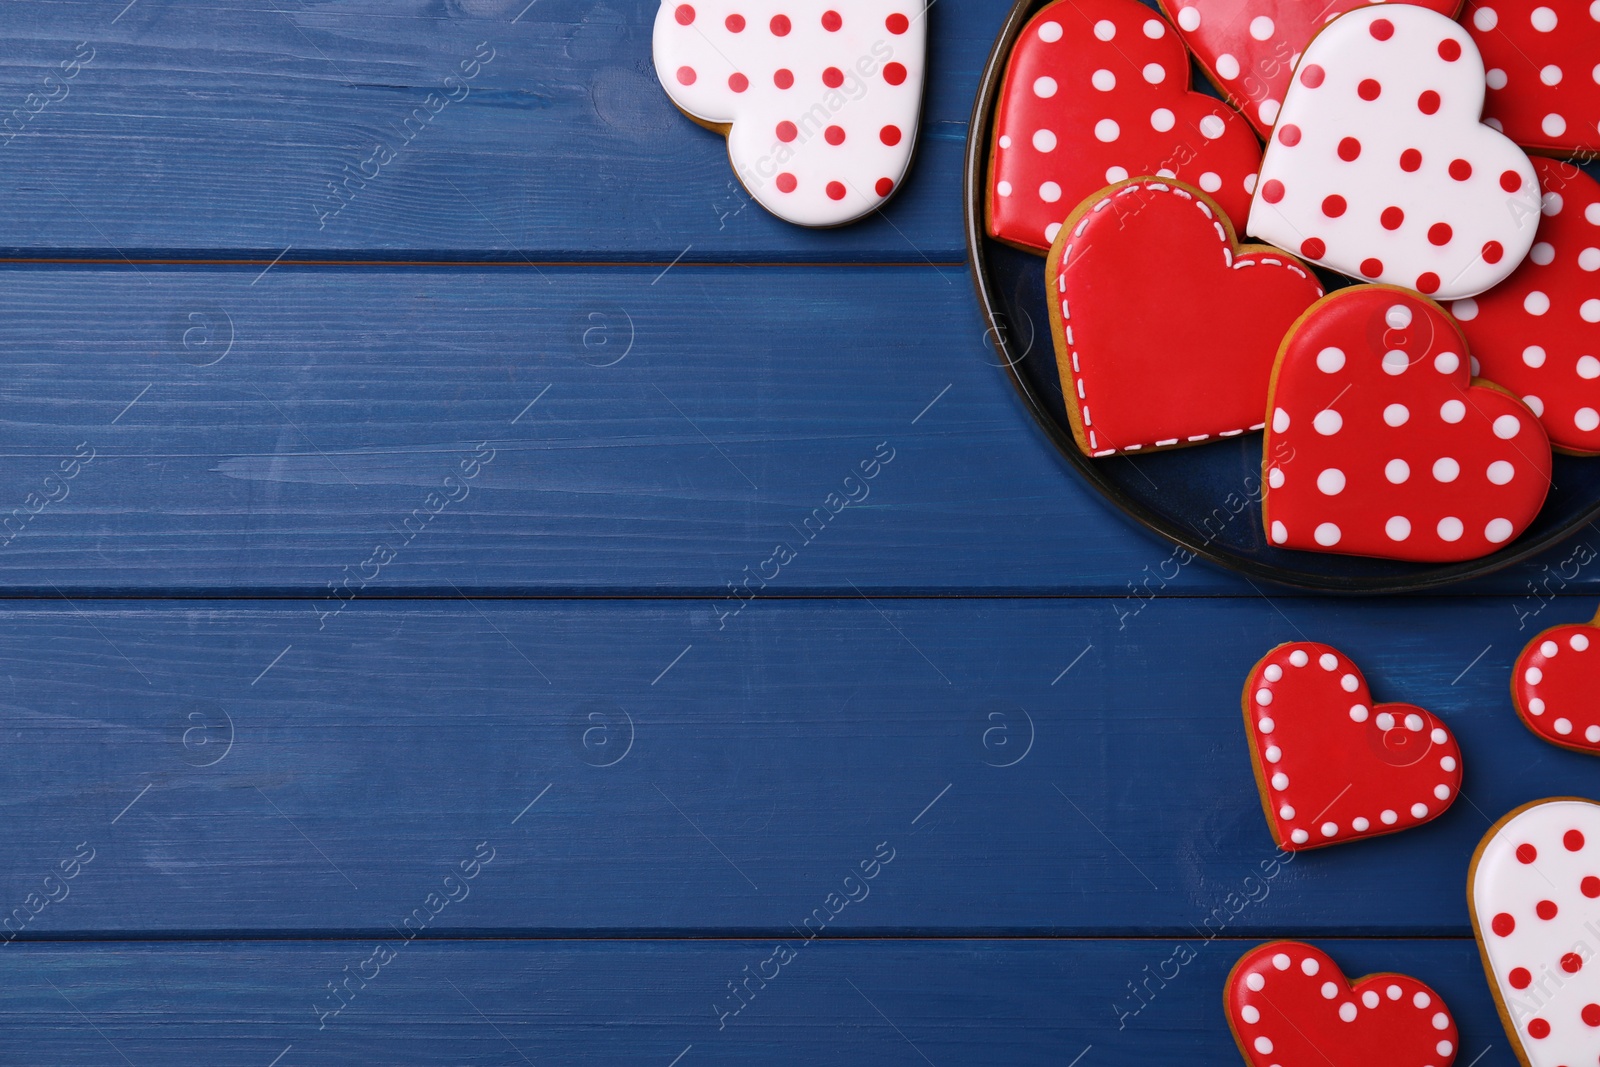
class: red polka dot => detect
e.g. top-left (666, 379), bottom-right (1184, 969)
top-left (725, 13), bottom-right (745, 31)
top-left (728, 72), bottom-right (748, 92)
top-left (880, 125), bottom-right (902, 146)
top-left (823, 67), bottom-right (844, 88)
top-left (824, 125), bottom-right (845, 145)
top-left (1417, 272), bottom-right (1440, 294)
top-left (1419, 90), bottom-right (1440, 115)
top-left (1262, 179), bottom-right (1285, 204)
top-left (822, 9), bottom-right (841, 30)
top-left (1429, 223), bottom-right (1453, 246)
top-left (1480, 241), bottom-right (1502, 264)
top-left (1359, 78), bottom-right (1382, 100)
top-left (1401, 149), bottom-right (1422, 172)
top-left (676, 66), bottom-right (697, 85)
top-left (1448, 159), bottom-right (1472, 181)
top-left (775, 172), bottom-right (797, 193)
top-left (1322, 195), bottom-right (1347, 218)
top-left (1381, 206), bottom-right (1405, 230)
top-left (1568, 830), bottom-right (1586, 851)
top-left (1278, 124), bottom-right (1301, 146)
top-left (886, 12), bottom-right (909, 34)
top-left (1493, 912), bottom-right (1516, 936)
top-left (1585, 1003), bottom-right (1600, 1026)
top-left (1300, 64), bottom-right (1325, 88)
top-left (884, 62), bottom-right (907, 86)
top-left (776, 121), bottom-right (797, 142)
top-left (1301, 238), bottom-right (1326, 259)
top-left (1511, 967), bottom-right (1532, 989)
top-left (826, 181), bottom-right (846, 201)
top-left (1539, 899), bottom-right (1559, 919)
top-left (1439, 38), bottom-right (1461, 61)
top-left (770, 13), bottom-right (790, 35)
top-left (1338, 137), bottom-right (1362, 161)
top-left (774, 68), bottom-right (794, 89)
top-left (1501, 170), bottom-right (1523, 193)
top-left (675, 3), bottom-right (695, 23)
top-left (1360, 258), bottom-right (1383, 278)
top-left (1529, 1018), bottom-right (1551, 1039)
top-left (1370, 17), bottom-right (1394, 39)
top-left (1519, 843), bottom-right (1539, 864)
top-left (1585, 875), bottom-right (1600, 897)
top-left (875, 177), bottom-right (894, 197)
top-left (1564, 952), bottom-right (1584, 973)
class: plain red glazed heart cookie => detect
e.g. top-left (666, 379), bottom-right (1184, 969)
top-left (1227, 941), bottom-right (1459, 1067)
top-left (1452, 158), bottom-right (1600, 455)
top-left (1242, 641), bottom-right (1461, 850)
top-left (1262, 287), bottom-right (1552, 562)
top-left (1046, 179), bottom-right (1323, 457)
top-left (1155, 0), bottom-right (1460, 137)
top-left (1512, 611), bottom-right (1600, 753)
top-left (987, 0), bottom-right (1262, 253)
top-left (1462, 0), bottom-right (1600, 157)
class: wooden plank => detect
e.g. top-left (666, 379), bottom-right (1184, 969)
top-left (0, 263), bottom-right (1590, 595)
top-left (0, 0), bottom-right (1004, 262)
top-left (0, 596), bottom-right (1587, 937)
top-left (0, 938), bottom-right (1509, 1065)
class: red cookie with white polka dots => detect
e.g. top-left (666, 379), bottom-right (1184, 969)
top-left (1471, 797), bottom-right (1600, 1067)
top-left (652, 1), bottom-right (925, 227)
top-left (987, 0), bottom-right (1262, 253)
top-left (1247, 4), bottom-right (1539, 300)
top-left (1451, 158), bottom-right (1600, 455)
top-left (1227, 941), bottom-right (1459, 1067)
top-left (1046, 179), bottom-right (1323, 457)
top-left (1156, 0), bottom-right (1460, 137)
top-left (1263, 287), bottom-right (1552, 563)
top-left (1512, 612), bottom-right (1600, 754)
top-left (1242, 641), bottom-right (1462, 851)
top-left (1462, 0), bottom-right (1600, 158)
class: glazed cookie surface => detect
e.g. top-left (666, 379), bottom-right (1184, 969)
top-left (1462, 0), bottom-right (1600, 157)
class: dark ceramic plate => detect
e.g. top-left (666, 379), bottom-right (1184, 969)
top-left (966, 0), bottom-right (1600, 593)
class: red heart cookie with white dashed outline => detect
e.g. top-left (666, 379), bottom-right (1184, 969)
top-left (1452, 158), bottom-right (1600, 455)
top-left (987, 0), bottom-right (1262, 253)
top-left (1227, 941), bottom-right (1459, 1067)
top-left (1263, 287), bottom-right (1552, 562)
top-left (1155, 0), bottom-right (1461, 137)
top-left (1462, 0), bottom-right (1600, 157)
top-left (1242, 642), bottom-right (1462, 851)
top-left (1512, 612), bottom-right (1600, 753)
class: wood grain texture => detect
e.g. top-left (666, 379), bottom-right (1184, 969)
top-left (0, 596), bottom-right (1587, 937)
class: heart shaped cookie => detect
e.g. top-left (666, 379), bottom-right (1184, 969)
top-left (1262, 287), bottom-right (1552, 562)
top-left (1228, 941), bottom-right (1459, 1067)
top-left (1155, 0), bottom-right (1461, 137)
top-left (1246, 5), bottom-right (1539, 300)
top-left (1046, 179), bottom-right (1323, 457)
top-left (1452, 158), bottom-right (1600, 455)
top-left (1513, 612), bottom-right (1600, 753)
top-left (1242, 641), bottom-right (1462, 850)
top-left (987, 0), bottom-right (1262, 254)
top-left (1471, 797), bottom-right (1600, 1067)
top-left (652, 1), bottom-right (926, 227)
top-left (1463, 0), bottom-right (1600, 157)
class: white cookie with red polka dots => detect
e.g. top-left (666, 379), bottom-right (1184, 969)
top-left (653, 1), bottom-right (926, 227)
top-left (1471, 798), bottom-right (1600, 1067)
top-left (1247, 4), bottom-right (1539, 300)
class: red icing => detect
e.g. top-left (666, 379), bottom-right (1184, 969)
top-left (988, 0), bottom-right (1261, 253)
top-left (1046, 180), bottom-right (1322, 457)
top-left (1463, 0), bottom-right (1600, 157)
top-left (1452, 159), bottom-right (1600, 455)
top-left (1243, 641), bottom-right (1462, 851)
top-left (1262, 288), bottom-right (1552, 563)
top-left (1227, 941), bottom-right (1459, 1067)
top-left (1512, 614), bottom-right (1600, 754)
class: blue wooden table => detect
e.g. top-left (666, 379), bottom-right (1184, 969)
top-left (0, 1), bottom-right (1590, 1063)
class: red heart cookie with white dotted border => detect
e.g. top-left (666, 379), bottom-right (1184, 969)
top-left (1512, 611), bottom-right (1600, 753)
top-left (1227, 941), bottom-right (1460, 1067)
top-left (1263, 287), bottom-right (1552, 562)
top-left (1452, 158), bottom-right (1600, 455)
top-left (652, 1), bottom-right (926, 227)
top-left (1247, 5), bottom-right (1539, 300)
top-left (1046, 179), bottom-right (1323, 457)
top-left (1471, 798), bottom-right (1600, 1067)
top-left (987, 0), bottom-right (1262, 254)
top-left (1242, 641), bottom-right (1462, 851)
top-left (1462, 0), bottom-right (1600, 157)
top-left (1155, 0), bottom-right (1460, 137)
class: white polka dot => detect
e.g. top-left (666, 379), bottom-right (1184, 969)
top-left (1341, 674), bottom-right (1358, 693)
top-left (1272, 408), bottom-right (1289, 433)
top-left (1385, 458), bottom-right (1410, 484)
top-left (1199, 115), bottom-right (1226, 139)
top-left (1271, 520), bottom-right (1287, 544)
top-left (1523, 345), bottom-right (1548, 368)
top-left (1545, 192), bottom-right (1564, 216)
top-left (1531, 243), bottom-right (1556, 266)
top-left (1290, 650), bottom-right (1307, 667)
top-left (1487, 518), bottom-right (1514, 543)
top-left (1382, 350), bottom-right (1410, 375)
top-left (1544, 113), bottom-right (1568, 137)
top-left (1150, 108), bottom-right (1175, 132)
top-left (1383, 403), bottom-right (1409, 427)
top-left (1435, 352), bottom-right (1460, 374)
top-left (1143, 63), bottom-right (1165, 85)
top-left (1040, 182), bottom-right (1062, 203)
top-left (1319, 653), bottom-right (1337, 671)
top-left (1350, 704), bottom-right (1369, 722)
top-left (1543, 640), bottom-right (1559, 657)
top-left (1527, 666), bottom-right (1544, 684)
top-left (1093, 19), bottom-right (1115, 40)
top-left (1244, 173), bottom-right (1258, 195)
top-left (1362, 990), bottom-right (1379, 1009)
top-left (1256, 687), bottom-right (1272, 706)
top-left (1532, 6), bottom-right (1557, 30)
top-left (1557, 717), bottom-right (1574, 734)
top-left (1405, 713), bottom-right (1424, 731)
top-left (1387, 516), bottom-right (1412, 541)
top-left (1249, 14), bottom-right (1274, 39)
top-left (1589, 725), bottom-right (1600, 742)
top-left (1525, 395), bottom-right (1545, 417)
top-left (1474, 7), bottom-right (1498, 30)
top-left (1413, 991), bottom-right (1431, 1009)
top-left (1339, 1002), bottom-right (1357, 1022)
top-left (1411, 802), bottom-right (1429, 818)
top-left (1385, 304), bottom-right (1413, 329)
top-left (1317, 468), bottom-right (1345, 495)
top-left (1037, 20), bottom-right (1063, 42)
top-left (1314, 522), bottom-right (1341, 546)
top-left (1271, 772), bottom-right (1289, 790)
top-left (1264, 664), bottom-right (1282, 682)
top-left (1382, 809), bottom-right (1397, 825)
top-left (1487, 460), bottom-right (1515, 484)
top-left (1094, 118), bottom-right (1119, 142)
top-left (1033, 129), bottom-right (1057, 152)
top-left (1291, 828), bottom-right (1308, 843)
top-left (1178, 6), bottom-right (1200, 31)
top-left (1435, 784), bottom-right (1451, 801)
top-left (1279, 803), bottom-right (1293, 818)
top-left (1317, 347), bottom-right (1345, 373)
top-left (1199, 171), bottom-right (1221, 193)
top-left (1215, 53), bottom-right (1240, 80)
top-left (1590, 203), bottom-right (1600, 223)
top-left (996, 181), bottom-right (1013, 197)
top-left (1494, 414), bottom-right (1521, 438)
top-left (1581, 248), bottom-right (1600, 272)
top-left (1441, 756), bottom-right (1457, 771)
top-left (1486, 68), bottom-right (1509, 90)
top-left (1265, 745), bottom-right (1281, 762)
top-left (1440, 399), bottom-right (1465, 423)
top-left (1034, 76), bottom-right (1058, 98)
top-left (1584, 299), bottom-right (1600, 323)
top-left (1246, 972), bottom-right (1265, 991)
top-left (1576, 634), bottom-right (1592, 650)
top-left (1578, 408), bottom-right (1600, 432)
top-left (1044, 222), bottom-right (1062, 243)
top-left (1434, 457), bottom-right (1460, 482)
top-left (999, 135), bottom-right (1012, 149)
top-left (1313, 410), bottom-right (1342, 435)
top-left (1143, 18), bottom-right (1164, 38)
top-left (1376, 711), bottom-right (1395, 730)
top-left (1258, 716), bottom-right (1275, 733)
top-left (1258, 99), bottom-right (1280, 125)
top-left (1268, 467), bottom-right (1284, 488)
top-left (1091, 69), bottom-right (1115, 92)
top-left (1105, 166), bottom-right (1129, 184)
top-left (1241, 1005), bottom-right (1260, 1024)
top-left (1321, 981), bottom-right (1338, 999)
top-left (1301, 958), bottom-right (1320, 978)
top-left (1541, 65), bottom-right (1563, 85)
top-left (1353, 816), bottom-right (1369, 831)
top-left (1438, 516), bottom-right (1464, 541)
top-left (1438, 1040), bottom-right (1454, 1057)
